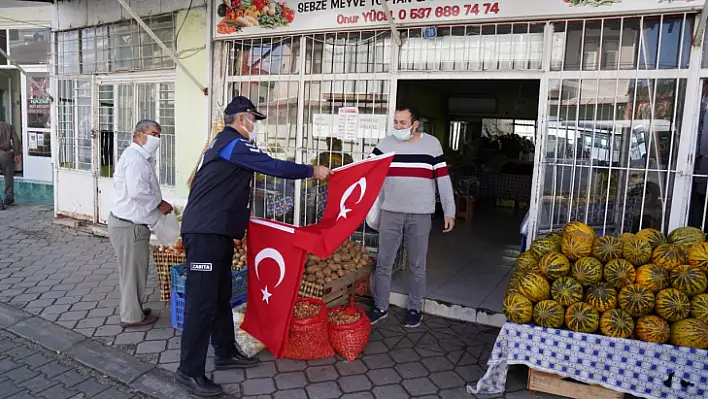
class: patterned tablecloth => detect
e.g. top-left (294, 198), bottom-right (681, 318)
top-left (468, 322), bottom-right (708, 399)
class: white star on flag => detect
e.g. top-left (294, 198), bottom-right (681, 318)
top-left (261, 286), bottom-right (272, 304)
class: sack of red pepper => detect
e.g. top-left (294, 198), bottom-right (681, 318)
top-left (285, 297), bottom-right (370, 361)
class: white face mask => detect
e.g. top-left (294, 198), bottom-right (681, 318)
top-left (244, 119), bottom-right (259, 143)
top-left (392, 127), bottom-right (413, 141)
top-left (142, 134), bottom-right (160, 155)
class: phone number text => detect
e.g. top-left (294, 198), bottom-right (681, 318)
top-left (338, 3), bottom-right (500, 24)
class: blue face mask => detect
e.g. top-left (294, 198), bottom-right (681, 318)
top-left (392, 127), bottom-right (413, 141)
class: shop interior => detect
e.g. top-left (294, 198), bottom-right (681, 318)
top-left (390, 79), bottom-right (540, 313)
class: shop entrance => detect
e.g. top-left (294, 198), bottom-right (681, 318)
top-left (391, 79), bottom-right (540, 313)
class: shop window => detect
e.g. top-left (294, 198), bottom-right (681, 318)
top-left (8, 29), bottom-right (50, 65)
top-left (229, 36), bottom-right (301, 76)
top-left (57, 78), bottom-right (92, 171)
top-left (55, 14), bottom-right (175, 75)
top-left (27, 74), bottom-right (51, 158)
top-left (305, 31), bottom-right (391, 74)
top-left (551, 15), bottom-right (692, 72)
top-left (0, 30), bottom-right (7, 65)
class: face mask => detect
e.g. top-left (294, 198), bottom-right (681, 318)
top-left (244, 118), bottom-right (259, 143)
top-left (142, 134), bottom-right (160, 155)
top-left (392, 127), bottom-right (413, 141)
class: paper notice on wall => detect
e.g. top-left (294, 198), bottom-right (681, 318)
top-left (312, 113), bottom-right (387, 140)
top-left (28, 132), bottom-right (38, 150)
top-left (37, 133), bottom-right (45, 147)
top-left (337, 107), bottom-right (359, 141)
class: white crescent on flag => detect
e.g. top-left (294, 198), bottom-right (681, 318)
top-left (337, 177), bottom-right (367, 220)
top-left (254, 248), bottom-right (287, 304)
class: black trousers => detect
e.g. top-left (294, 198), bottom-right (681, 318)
top-left (178, 233), bottom-right (236, 377)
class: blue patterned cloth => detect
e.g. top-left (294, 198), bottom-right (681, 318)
top-left (468, 322), bottom-right (708, 399)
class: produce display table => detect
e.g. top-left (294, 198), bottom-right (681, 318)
top-left (468, 322), bottom-right (708, 399)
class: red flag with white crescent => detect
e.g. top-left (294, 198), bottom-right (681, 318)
top-left (294, 152), bottom-right (394, 258)
top-left (242, 218), bottom-right (306, 358)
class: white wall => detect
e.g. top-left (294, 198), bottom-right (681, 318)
top-left (0, 6), bottom-right (51, 30)
top-left (54, 0), bottom-right (206, 29)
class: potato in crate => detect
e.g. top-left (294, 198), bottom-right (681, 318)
top-left (169, 263), bottom-right (248, 331)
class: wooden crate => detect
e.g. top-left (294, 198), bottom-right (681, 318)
top-left (527, 368), bottom-right (624, 399)
top-left (298, 266), bottom-right (371, 307)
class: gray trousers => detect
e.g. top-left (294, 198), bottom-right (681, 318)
top-left (108, 214), bottom-right (151, 323)
top-left (0, 150), bottom-right (14, 202)
top-left (373, 210), bottom-right (432, 312)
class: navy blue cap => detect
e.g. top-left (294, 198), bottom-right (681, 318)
top-left (224, 96), bottom-right (266, 120)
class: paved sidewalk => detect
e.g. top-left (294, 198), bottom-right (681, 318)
top-left (0, 205), bottom-right (553, 398)
top-left (0, 329), bottom-right (149, 399)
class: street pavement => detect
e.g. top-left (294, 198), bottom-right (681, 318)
top-left (0, 204), bottom-right (556, 399)
top-left (0, 329), bottom-right (149, 399)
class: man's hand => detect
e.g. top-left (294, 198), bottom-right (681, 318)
top-left (158, 200), bottom-right (173, 215)
top-left (313, 165), bottom-right (333, 181)
top-left (443, 216), bottom-right (455, 233)
top-left (13, 155), bottom-right (20, 164)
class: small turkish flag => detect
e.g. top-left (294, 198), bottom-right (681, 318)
top-left (241, 218), bottom-right (307, 358)
top-left (295, 152), bottom-right (394, 258)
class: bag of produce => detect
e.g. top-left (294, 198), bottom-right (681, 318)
top-left (232, 303), bottom-right (265, 358)
top-left (285, 298), bottom-right (335, 360)
top-left (327, 299), bottom-right (371, 361)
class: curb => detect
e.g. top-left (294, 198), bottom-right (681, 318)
top-left (0, 302), bottom-right (195, 399)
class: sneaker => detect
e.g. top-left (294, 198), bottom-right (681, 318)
top-left (404, 310), bottom-right (423, 328)
top-left (368, 308), bottom-right (388, 325)
top-left (0, 200), bottom-right (5, 211)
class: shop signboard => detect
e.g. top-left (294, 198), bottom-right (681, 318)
top-left (214, 0), bottom-right (703, 38)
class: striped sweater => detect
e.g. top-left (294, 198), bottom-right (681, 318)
top-left (372, 133), bottom-right (456, 218)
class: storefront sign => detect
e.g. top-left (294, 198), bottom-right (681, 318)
top-left (312, 112), bottom-right (386, 140)
top-left (214, 0), bottom-right (702, 38)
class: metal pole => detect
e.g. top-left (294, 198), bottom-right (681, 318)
top-left (380, 2), bottom-right (401, 47)
top-left (0, 47), bottom-right (54, 102)
top-left (114, 0), bottom-right (208, 96)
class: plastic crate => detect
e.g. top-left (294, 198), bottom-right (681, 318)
top-left (169, 264), bottom-right (249, 331)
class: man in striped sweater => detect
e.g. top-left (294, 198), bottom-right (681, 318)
top-left (370, 106), bottom-right (456, 328)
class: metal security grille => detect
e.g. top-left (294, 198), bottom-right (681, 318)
top-left (57, 77), bottom-right (92, 171)
top-left (536, 14), bottom-right (693, 237)
top-left (399, 22), bottom-right (545, 72)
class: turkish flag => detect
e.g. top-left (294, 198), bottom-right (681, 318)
top-left (295, 152), bottom-right (394, 258)
top-left (241, 217), bottom-right (307, 358)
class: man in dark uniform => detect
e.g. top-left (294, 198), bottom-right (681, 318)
top-left (176, 96), bottom-right (332, 396)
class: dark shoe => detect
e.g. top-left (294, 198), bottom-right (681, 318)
top-left (142, 308), bottom-right (152, 317)
top-left (404, 309), bottom-right (423, 328)
top-left (0, 200), bottom-right (5, 211)
top-left (3, 199), bottom-right (13, 206)
top-left (175, 370), bottom-right (223, 397)
top-left (120, 314), bottom-right (158, 328)
top-left (368, 308), bottom-right (388, 325)
top-left (214, 352), bottom-right (259, 370)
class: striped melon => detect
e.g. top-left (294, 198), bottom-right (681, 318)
top-left (585, 282), bottom-right (618, 312)
top-left (690, 293), bottom-right (708, 323)
top-left (516, 251), bottom-right (540, 272)
top-left (551, 277), bottom-right (584, 307)
top-left (635, 315), bottom-right (670, 344)
top-left (687, 243), bottom-right (708, 273)
top-left (545, 232), bottom-right (563, 246)
top-left (571, 257), bottom-right (604, 287)
top-left (604, 259), bottom-right (636, 289)
top-left (668, 226), bottom-right (705, 247)
top-left (670, 265), bottom-right (708, 296)
top-left (503, 293), bottom-right (533, 324)
top-left (532, 300), bottom-right (565, 329)
top-left (617, 284), bottom-right (655, 317)
top-left (670, 318), bottom-right (708, 349)
top-left (623, 237), bottom-right (653, 266)
top-left (505, 287), bottom-right (522, 297)
top-left (652, 244), bottom-right (686, 271)
top-left (531, 237), bottom-right (561, 259)
top-left (539, 252), bottom-right (571, 280)
top-left (507, 269), bottom-right (525, 291)
top-left (565, 302), bottom-right (600, 333)
top-left (655, 288), bottom-right (692, 322)
top-left (518, 273), bottom-right (551, 303)
top-left (635, 264), bottom-right (670, 293)
top-left (562, 221), bottom-right (596, 239)
top-left (600, 309), bottom-right (635, 339)
top-left (634, 228), bottom-right (666, 249)
top-left (592, 236), bottom-right (623, 264)
top-left (619, 233), bottom-right (635, 243)
top-left (562, 231), bottom-right (594, 262)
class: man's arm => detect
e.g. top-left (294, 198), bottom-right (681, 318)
top-left (433, 146), bottom-right (456, 220)
top-left (124, 159), bottom-right (162, 211)
top-left (10, 125), bottom-right (20, 155)
top-left (219, 139), bottom-right (314, 180)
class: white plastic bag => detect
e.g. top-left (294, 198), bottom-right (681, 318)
top-left (153, 212), bottom-right (181, 246)
top-left (520, 210), bottom-right (530, 235)
top-left (366, 195), bottom-right (383, 231)
top-left (232, 303), bottom-right (265, 358)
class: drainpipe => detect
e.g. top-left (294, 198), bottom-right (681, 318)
top-left (114, 0), bottom-right (209, 96)
top-left (380, 2), bottom-right (401, 47)
top-left (693, 0), bottom-right (708, 47)
top-left (0, 47), bottom-right (53, 102)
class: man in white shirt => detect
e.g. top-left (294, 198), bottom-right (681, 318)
top-left (108, 120), bottom-right (173, 328)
